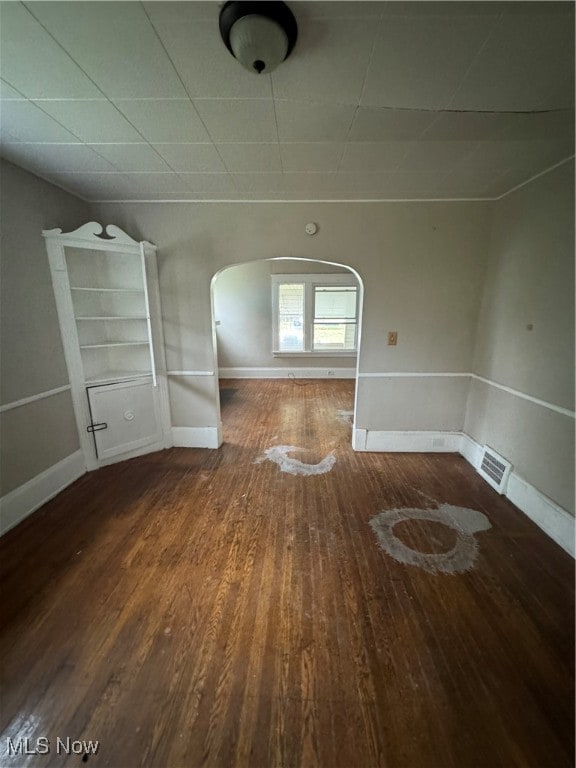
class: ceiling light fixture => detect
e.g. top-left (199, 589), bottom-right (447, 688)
top-left (219, 1), bottom-right (298, 75)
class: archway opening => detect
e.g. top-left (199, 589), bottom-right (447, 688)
top-left (210, 257), bottom-right (364, 449)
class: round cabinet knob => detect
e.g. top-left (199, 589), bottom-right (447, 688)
top-left (123, 410), bottom-right (135, 421)
top-left (305, 222), bottom-right (318, 235)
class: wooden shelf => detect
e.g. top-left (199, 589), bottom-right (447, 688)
top-left (70, 287), bottom-right (145, 294)
top-left (85, 371), bottom-right (152, 386)
top-left (80, 341), bottom-right (149, 349)
top-left (76, 316), bottom-right (148, 320)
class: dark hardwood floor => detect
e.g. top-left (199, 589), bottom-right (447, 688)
top-left (0, 379), bottom-right (573, 768)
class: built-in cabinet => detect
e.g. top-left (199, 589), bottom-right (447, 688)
top-left (44, 222), bottom-right (171, 470)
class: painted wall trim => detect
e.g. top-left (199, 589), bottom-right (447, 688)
top-left (357, 371), bottom-right (574, 418)
top-left (218, 367), bottom-right (356, 379)
top-left (167, 370), bottom-right (215, 377)
top-left (359, 372), bottom-right (470, 378)
top-left (0, 450), bottom-right (86, 537)
top-left (0, 384), bottom-right (72, 414)
top-left (471, 374), bottom-right (575, 419)
top-left (355, 429), bottom-right (463, 453)
top-left (172, 425), bottom-right (223, 449)
top-left (354, 428), bottom-right (574, 557)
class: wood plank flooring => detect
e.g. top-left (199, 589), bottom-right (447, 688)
top-left (0, 379), bottom-right (573, 768)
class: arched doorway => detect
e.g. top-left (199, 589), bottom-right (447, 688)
top-left (210, 257), bottom-right (364, 447)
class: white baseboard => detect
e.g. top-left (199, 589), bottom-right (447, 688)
top-left (218, 367), bottom-right (356, 379)
top-left (459, 433), bottom-right (484, 469)
top-left (506, 473), bottom-right (575, 557)
top-left (172, 425), bottom-right (222, 449)
top-left (0, 450), bottom-right (86, 537)
top-left (354, 429), bottom-right (574, 557)
top-left (461, 433), bottom-right (574, 556)
top-left (354, 429), bottom-right (462, 453)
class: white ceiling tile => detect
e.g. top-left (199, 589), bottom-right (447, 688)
top-left (142, 2), bottom-right (219, 25)
top-left (0, 143), bottom-right (116, 173)
top-left (151, 20), bottom-right (271, 99)
top-left (397, 141), bottom-right (478, 173)
top-left (497, 110), bottom-right (575, 142)
top-left (217, 143), bottom-right (282, 173)
top-left (179, 173), bottom-right (237, 195)
top-left (422, 112), bottom-right (516, 141)
top-left (194, 100), bottom-right (277, 142)
top-left (113, 100), bottom-right (209, 143)
top-left (0, 80), bottom-right (25, 99)
top-left (434, 171), bottom-right (503, 199)
top-left (333, 171), bottom-right (441, 196)
top-left (152, 144), bottom-right (225, 173)
top-left (87, 144), bottom-right (172, 172)
top-left (0, 1), bottom-right (571, 203)
top-left (120, 173), bottom-right (190, 195)
top-left (452, 142), bottom-right (520, 173)
top-left (349, 108), bottom-right (436, 141)
top-left (291, 2), bottom-right (384, 21)
top-left (34, 100), bottom-right (142, 143)
top-left (0, 101), bottom-right (79, 143)
top-left (29, 2), bottom-right (186, 98)
top-left (381, 2), bottom-right (507, 16)
top-left (454, 139), bottom-right (574, 175)
top-left (361, 14), bottom-right (498, 109)
top-left (503, 2), bottom-right (574, 16)
top-left (275, 100), bottom-right (355, 141)
top-left (450, 13), bottom-right (575, 111)
top-left (280, 143), bottom-right (344, 172)
top-left (232, 173), bottom-right (287, 193)
top-left (476, 170), bottom-right (523, 199)
top-left (339, 142), bottom-right (413, 172)
top-left (46, 172), bottom-right (132, 199)
top-left (127, 191), bottom-right (242, 201)
top-left (0, 3), bottom-right (102, 99)
top-left (272, 19), bottom-right (378, 105)
top-left (282, 173), bottom-right (339, 193)
top-left (540, 81), bottom-right (576, 111)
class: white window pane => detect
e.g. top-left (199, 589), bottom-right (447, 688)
top-left (278, 283), bottom-right (304, 352)
top-left (313, 322), bottom-right (356, 351)
top-left (314, 286), bottom-right (357, 320)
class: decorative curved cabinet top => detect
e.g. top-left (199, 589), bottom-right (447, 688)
top-left (43, 221), bottom-right (155, 253)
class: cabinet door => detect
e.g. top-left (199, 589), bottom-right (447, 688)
top-left (87, 379), bottom-right (162, 461)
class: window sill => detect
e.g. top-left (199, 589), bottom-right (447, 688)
top-left (273, 351), bottom-right (357, 357)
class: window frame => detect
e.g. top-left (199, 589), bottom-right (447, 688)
top-left (271, 273), bottom-right (359, 356)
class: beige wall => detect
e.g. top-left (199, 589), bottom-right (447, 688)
top-left (213, 258), bottom-right (355, 370)
top-left (0, 160), bottom-right (89, 495)
top-left (465, 160), bottom-right (575, 515)
top-left (91, 199), bottom-right (492, 432)
top-left (2, 157), bottom-right (573, 520)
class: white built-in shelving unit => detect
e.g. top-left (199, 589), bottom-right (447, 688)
top-left (44, 223), bottom-right (171, 470)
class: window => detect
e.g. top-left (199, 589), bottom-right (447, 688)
top-left (272, 274), bottom-right (359, 355)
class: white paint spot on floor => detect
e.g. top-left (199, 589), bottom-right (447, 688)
top-left (369, 504), bottom-right (491, 575)
top-left (255, 445), bottom-right (336, 476)
top-left (337, 409), bottom-right (354, 425)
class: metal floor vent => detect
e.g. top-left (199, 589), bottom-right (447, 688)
top-left (478, 445), bottom-right (512, 494)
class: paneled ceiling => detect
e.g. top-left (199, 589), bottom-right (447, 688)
top-left (0, 1), bottom-right (574, 202)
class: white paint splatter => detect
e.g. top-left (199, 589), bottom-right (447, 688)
top-left (254, 445), bottom-right (336, 476)
top-left (337, 409), bottom-right (354, 425)
top-left (369, 504), bottom-right (491, 575)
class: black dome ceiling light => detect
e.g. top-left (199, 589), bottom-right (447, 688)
top-left (219, 1), bottom-right (298, 75)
